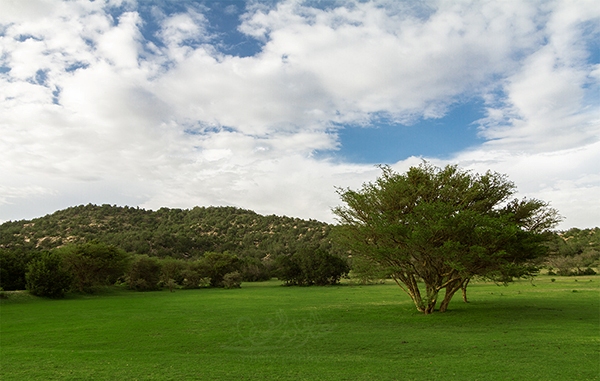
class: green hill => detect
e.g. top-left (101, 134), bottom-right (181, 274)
top-left (0, 204), bottom-right (333, 259)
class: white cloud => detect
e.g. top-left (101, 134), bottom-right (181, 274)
top-left (447, 140), bottom-right (600, 229)
top-left (478, 0), bottom-right (600, 154)
top-left (0, 0), bottom-right (598, 230)
top-left (238, 0), bottom-right (543, 122)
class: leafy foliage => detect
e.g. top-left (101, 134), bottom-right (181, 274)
top-left (0, 205), bottom-right (338, 291)
top-left (25, 252), bottom-right (72, 298)
top-left (545, 227), bottom-right (600, 275)
top-left (346, 254), bottom-right (390, 285)
top-left (222, 271), bottom-right (243, 289)
top-left (0, 248), bottom-right (40, 291)
top-left (0, 204), bottom-right (332, 262)
top-left (58, 242), bottom-right (131, 293)
top-left (197, 252), bottom-right (242, 288)
top-left (333, 163), bottom-right (561, 314)
top-left (127, 255), bottom-right (162, 291)
top-left (277, 248), bottom-right (350, 286)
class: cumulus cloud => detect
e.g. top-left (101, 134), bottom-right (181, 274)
top-left (0, 0), bottom-right (598, 229)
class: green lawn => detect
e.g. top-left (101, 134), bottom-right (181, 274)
top-left (1, 276), bottom-right (598, 381)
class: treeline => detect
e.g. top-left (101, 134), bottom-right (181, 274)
top-left (545, 227), bottom-right (600, 276)
top-left (20, 242), bottom-right (249, 298)
top-left (0, 204), bottom-right (350, 295)
top-left (1, 204), bottom-right (598, 297)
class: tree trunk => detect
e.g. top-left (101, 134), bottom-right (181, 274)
top-left (424, 285), bottom-right (439, 314)
top-left (438, 279), bottom-right (464, 312)
top-left (393, 275), bottom-right (426, 313)
top-left (461, 278), bottom-right (470, 303)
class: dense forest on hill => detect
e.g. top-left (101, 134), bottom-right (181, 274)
top-left (0, 204), bottom-right (333, 259)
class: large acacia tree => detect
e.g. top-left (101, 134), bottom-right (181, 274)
top-left (333, 163), bottom-right (560, 314)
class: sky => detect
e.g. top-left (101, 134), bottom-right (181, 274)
top-left (0, 0), bottom-right (599, 230)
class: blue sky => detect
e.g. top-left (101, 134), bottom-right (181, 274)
top-left (334, 101), bottom-right (485, 163)
top-left (0, 0), bottom-right (599, 229)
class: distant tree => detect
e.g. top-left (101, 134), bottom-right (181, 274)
top-left (59, 242), bottom-right (130, 293)
top-left (127, 255), bottom-right (162, 291)
top-left (160, 258), bottom-right (187, 292)
top-left (545, 228), bottom-right (600, 275)
top-left (0, 249), bottom-right (40, 290)
top-left (277, 248), bottom-right (350, 286)
top-left (197, 252), bottom-right (241, 287)
top-left (26, 252), bottom-right (72, 298)
top-left (240, 256), bottom-right (273, 282)
top-left (346, 254), bottom-right (390, 285)
top-left (333, 163), bottom-right (561, 314)
top-left (180, 261), bottom-right (211, 289)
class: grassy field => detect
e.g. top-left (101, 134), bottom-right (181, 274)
top-left (1, 275), bottom-right (598, 381)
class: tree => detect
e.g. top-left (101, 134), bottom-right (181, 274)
top-left (25, 252), bottom-right (72, 298)
top-left (333, 163), bottom-right (560, 314)
top-left (127, 255), bottom-right (162, 291)
top-left (545, 228), bottom-right (600, 275)
top-left (0, 249), bottom-right (40, 291)
top-left (197, 252), bottom-right (241, 287)
top-left (160, 257), bottom-right (187, 292)
top-left (59, 242), bottom-right (131, 293)
top-left (276, 248), bottom-right (350, 286)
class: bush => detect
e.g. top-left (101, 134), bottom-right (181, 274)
top-left (127, 255), bottom-right (162, 291)
top-left (25, 252), bottom-right (72, 298)
top-left (277, 249), bottom-right (350, 286)
top-left (177, 261), bottom-right (209, 288)
top-left (160, 258), bottom-right (187, 291)
top-left (0, 249), bottom-right (40, 291)
top-left (240, 256), bottom-right (272, 282)
top-left (59, 242), bottom-right (130, 293)
top-left (222, 271), bottom-right (242, 289)
top-left (197, 252), bottom-right (241, 287)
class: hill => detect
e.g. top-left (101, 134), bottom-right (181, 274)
top-left (0, 204), bottom-right (333, 259)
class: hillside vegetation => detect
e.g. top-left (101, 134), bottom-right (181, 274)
top-left (0, 205), bottom-right (351, 292)
top-left (0, 204), bottom-right (332, 259)
top-left (546, 227), bottom-right (600, 275)
top-left (0, 204), bottom-right (598, 295)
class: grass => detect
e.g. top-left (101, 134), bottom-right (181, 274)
top-left (1, 275), bottom-right (599, 381)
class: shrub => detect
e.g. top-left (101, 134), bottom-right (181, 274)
top-left (197, 252), bottom-right (241, 287)
top-left (575, 268), bottom-right (597, 276)
top-left (277, 249), bottom-right (350, 286)
top-left (59, 242), bottom-right (130, 293)
top-left (0, 249), bottom-right (41, 291)
top-left (179, 261), bottom-right (211, 289)
top-left (127, 255), bottom-right (162, 291)
top-left (25, 252), bottom-right (72, 298)
top-left (222, 271), bottom-right (242, 289)
top-left (160, 258), bottom-right (187, 292)
top-left (240, 256), bottom-right (272, 282)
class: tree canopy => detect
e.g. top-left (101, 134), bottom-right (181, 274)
top-left (333, 163), bottom-right (561, 314)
